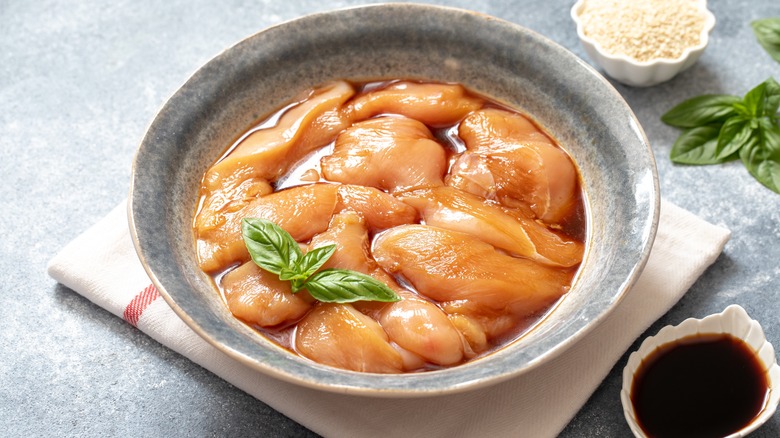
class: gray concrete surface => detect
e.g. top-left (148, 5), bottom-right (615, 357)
top-left (2, 0), bottom-right (778, 436)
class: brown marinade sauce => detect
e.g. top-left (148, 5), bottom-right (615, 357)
top-left (631, 333), bottom-right (769, 437)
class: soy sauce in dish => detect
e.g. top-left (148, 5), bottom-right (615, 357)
top-left (631, 333), bottom-right (769, 438)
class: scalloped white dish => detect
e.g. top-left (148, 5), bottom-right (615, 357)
top-left (621, 305), bottom-right (780, 437)
top-left (571, 0), bottom-right (716, 87)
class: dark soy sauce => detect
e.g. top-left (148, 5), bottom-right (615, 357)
top-left (631, 333), bottom-right (769, 438)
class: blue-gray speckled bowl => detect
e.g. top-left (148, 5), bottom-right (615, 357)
top-left (129, 4), bottom-right (659, 396)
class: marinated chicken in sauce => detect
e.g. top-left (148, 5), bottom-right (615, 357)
top-left (398, 186), bottom-right (583, 267)
top-left (449, 108), bottom-right (579, 223)
top-left (308, 212), bottom-right (466, 368)
top-left (372, 225), bottom-right (573, 318)
top-left (196, 81), bottom-right (354, 237)
top-left (322, 116), bottom-right (447, 193)
top-left (194, 80), bottom-right (585, 373)
top-left (345, 81), bottom-right (484, 127)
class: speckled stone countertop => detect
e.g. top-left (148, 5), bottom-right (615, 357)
top-left (2, 0), bottom-right (778, 436)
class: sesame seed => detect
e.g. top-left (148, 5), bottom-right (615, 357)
top-left (578, 0), bottom-right (707, 62)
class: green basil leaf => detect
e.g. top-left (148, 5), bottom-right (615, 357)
top-left (295, 244), bottom-right (336, 279)
top-left (304, 269), bottom-right (401, 303)
top-left (717, 117), bottom-right (754, 159)
top-left (279, 269), bottom-right (310, 293)
top-left (742, 81), bottom-right (768, 118)
top-left (279, 267), bottom-right (306, 282)
top-left (762, 77), bottom-right (780, 118)
top-left (740, 119), bottom-right (780, 194)
top-left (241, 218), bottom-right (302, 275)
top-left (752, 18), bottom-right (780, 63)
top-left (661, 95), bottom-right (740, 128)
top-left (757, 117), bottom-right (780, 151)
top-left (670, 125), bottom-right (729, 164)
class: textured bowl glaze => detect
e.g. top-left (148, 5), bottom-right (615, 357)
top-left (621, 305), bottom-right (780, 437)
top-left (571, 0), bottom-right (716, 87)
top-left (129, 4), bottom-right (659, 396)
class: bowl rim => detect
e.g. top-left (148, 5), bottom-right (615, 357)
top-left (128, 3), bottom-right (660, 397)
top-left (570, 0), bottom-right (716, 67)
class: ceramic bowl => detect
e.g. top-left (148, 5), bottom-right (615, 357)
top-left (571, 0), bottom-right (716, 87)
top-left (621, 305), bottom-right (780, 437)
top-left (129, 4), bottom-right (659, 396)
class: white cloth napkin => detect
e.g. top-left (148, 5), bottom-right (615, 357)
top-left (47, 199), bottom-right (730, 437)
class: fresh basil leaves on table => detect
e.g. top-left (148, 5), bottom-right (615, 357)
top-left (662, 18), bottom-right (780, 194)
top-left (241, 217), bottom-right (401, 303)
top-left (752, 17), bottom-right (780, 63)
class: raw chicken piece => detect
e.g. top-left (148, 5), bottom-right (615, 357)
top-left (398, 187), bottom-right (583, 267)
top-left (441, 300), bottom-right (520, 340)
top-left (449, 108), bottom-right (578, 223)
top-left (502, 206), bottom-right (586, 265)
top-left (372, 225), bottom-right (573, 317)
top-left (443, 152), bottom-right (495, 202)
top-left (294, 303), bottom-right (404, 373)
top-left (205, 81), bottom-right (354, 188)
top-left (307, 211), bottom-right (390, 322)
top-left (197, 184), bottom-right (339, 272)
top-left (195, 177), bottom-right (274, 234)
top-left (446, 313), bottom-right (489, 355)
top-left (321, 117), bottom-right (447, 193)
top-left (346, 81), bottom-right (484, 127)
top-left (309, 212), bottom-right (465, 366)
top-left (221, 261), bottom-right (313, 327)
top-left (377, 292), bottom-right (465, 366)
top-left (196, 81), bottom-right (354, 233)
top-left (309, 212), bottom-right (377, 273)
top-left (197, 183), bottom-right (418, 273)
top-left (335, 185), bottom-right (418, 232)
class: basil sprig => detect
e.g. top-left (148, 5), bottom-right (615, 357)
top-left (661, 18), bottom-right (780, 194)
top-left (241, 218), bottom-right (401, 303)
top-left (662, 78), bottom-right (780, 194)
top-left (752, 18), bottom-right (780, 63)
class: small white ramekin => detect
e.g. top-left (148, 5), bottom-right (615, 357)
top-left (621, 305), bottom-right (780, 437)
top-left (571, 0), bottom-right (716, 87)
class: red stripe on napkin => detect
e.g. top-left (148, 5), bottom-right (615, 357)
top-left (123, 284), bottom-right (160, 327)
